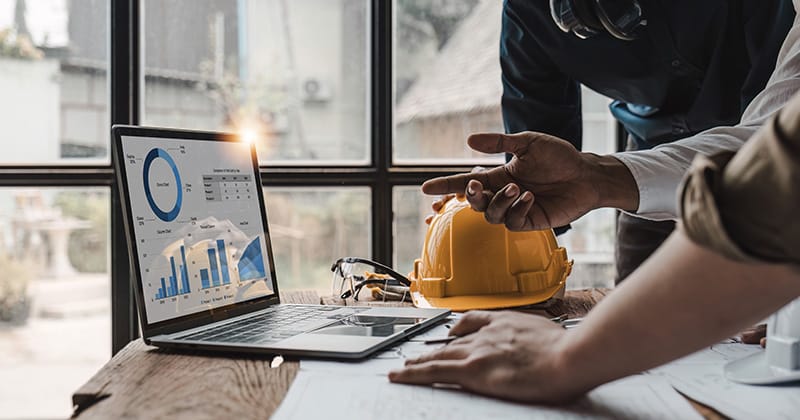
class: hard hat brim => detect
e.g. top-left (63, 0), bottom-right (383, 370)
top-left (724, 351), bottom-right (800, 384)
top-left (411, 284), bottom-right (565, 312)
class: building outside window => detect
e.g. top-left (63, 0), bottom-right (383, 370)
top-left (0, 1), bottom-right (616, 417)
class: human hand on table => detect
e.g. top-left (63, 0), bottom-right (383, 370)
top-left (388, 310), bottom-right (585, 404)
top-left (421, 132), bottom-right (638, 230)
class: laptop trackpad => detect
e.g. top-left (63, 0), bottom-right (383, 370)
top-left (274, 316), bottom-right (425, 353)
top-left (309, 315), bottom-right (425, 337)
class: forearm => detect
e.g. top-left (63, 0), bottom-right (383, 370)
top-left (554, 230), bottom-right (800, 395)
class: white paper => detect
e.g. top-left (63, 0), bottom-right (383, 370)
top-left (649, 343), bottom-right (800, 419)
top-left (289, 314), bottom-right (701, 419)
top-left (290, 313), bottom-right (700, 420)
top-left (273, 371), bottom-right (701, 420)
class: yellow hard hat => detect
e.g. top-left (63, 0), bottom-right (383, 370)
top-left (409, 195), bottom-right (572, 311)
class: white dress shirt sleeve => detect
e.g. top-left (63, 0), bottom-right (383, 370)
top-left (612, 9), bottom-right (800, 220)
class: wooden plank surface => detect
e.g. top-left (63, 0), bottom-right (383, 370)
top-left (72, 290), bottom-right (318, 420)
top-left (71, 288), bottom-right (723, 419)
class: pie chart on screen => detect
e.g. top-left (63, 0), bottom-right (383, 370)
top-left (142, 147), bottom-right (183, 222)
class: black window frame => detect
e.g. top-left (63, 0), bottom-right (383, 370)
top-left (0, 0), bottom-right (482, 355)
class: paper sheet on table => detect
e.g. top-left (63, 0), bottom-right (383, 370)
top-left (648, 343), bottom-right (800, 419)
top-left (273, 371), bottom-right (701, 420)
top-left (291, 313), bottom-right (700, 419)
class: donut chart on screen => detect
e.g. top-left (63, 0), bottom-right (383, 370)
top-left (142, 147), bottom-right (183, 222)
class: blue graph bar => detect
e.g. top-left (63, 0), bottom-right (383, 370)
top-left (171, 276), bottom-right (178, 297)
top-left (180, 246), bottom-right (189, 294)
top-left (156, 277), bottom-right (168, 300)
top-left (170, 256), bottom-right (178, 296)
top-left (200, 269), bottom-right (210, 289)
top-left (208, 248), bottom-right (220, 287)
top-left (217, 240), bottom-right (231, 285)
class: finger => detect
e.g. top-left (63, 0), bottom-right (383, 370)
top-left (388, 360), bottom-right (468, 386)
top-left (421, 166), bottom-right (511, 196)
top-left (431, 193), bottom-right (463, 215)
top-left (466, 180), bottom-right (492, 212)
top-left (449, 311), bottom-right (496, 336)
top-left (467, 132), bottom-right (538, 156)
top-left (431, 199), bottom-right (445, 213)
top-left (484, 183), bottom-right (520, 224)
top-left (740, 324), bottom-right (767, 344)
top-left (405, 344), bottom-right (471, 365)
top-left (505, 191), bottom-right (535, 231)
top-left (424, 214), bottom-right (434, 225)
top-left (760, 337), bottom-right (767, 348)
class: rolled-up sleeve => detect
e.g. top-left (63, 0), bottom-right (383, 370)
top-left (680, 93), bottom-right (800, 265)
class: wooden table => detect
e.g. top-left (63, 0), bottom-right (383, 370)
top-left (71, 289), bottom-right (723, 419)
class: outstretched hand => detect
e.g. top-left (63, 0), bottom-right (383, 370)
top-left (422, 132), bottom-right (637, 230)
top-left (388, 311), bottom-right (583, 404)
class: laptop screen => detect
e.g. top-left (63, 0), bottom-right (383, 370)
top-left (120, 134), bottom-right (276, 324)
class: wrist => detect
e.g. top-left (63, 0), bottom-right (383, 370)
top-left (582, 153), bottom-right (639, 212)
top-left (548, 330), bottom-right (596, 402)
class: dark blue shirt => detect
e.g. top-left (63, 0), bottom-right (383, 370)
top-left (501, 0), bottom-right (795, 150)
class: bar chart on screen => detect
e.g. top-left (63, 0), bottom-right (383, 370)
top-left (154, 245), bottom-right (192, 300)
top-left (200, 239), bottom-right (232, 289)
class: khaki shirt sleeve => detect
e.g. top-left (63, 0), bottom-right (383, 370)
top-left (680, 92), bottom-right (800, 265)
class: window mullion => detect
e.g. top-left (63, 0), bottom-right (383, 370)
top-left (371, 0), bottom-right (393, 265)
top-left (110, 0), bottom-right (141, 355)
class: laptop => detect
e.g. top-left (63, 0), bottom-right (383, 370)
top-left (112, 125), bottom-right (449, 359)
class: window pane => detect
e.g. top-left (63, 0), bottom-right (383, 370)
top-left (0, 0), bottom-right (109, 164)
top-left (263, 187), bottom-right (370, 294)
top-left (143, 0), bottom-right (369, 164)
top-left (393, 186), bottom-right (435, 273)
top-left (394, 0), bottom-right (504, 164)
top-left (560, 88), bottom-right (617, 288)
top-left (0, 188), bottom-right (110, 418)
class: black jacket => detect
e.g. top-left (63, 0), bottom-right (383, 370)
top-left (501, 0), bottom-right (795, 149)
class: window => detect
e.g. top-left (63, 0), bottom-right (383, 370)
top-left (394, 0), bottom-right (503, 164)
top-left (264, 187), bottom-right (370, 292)
top-left (0, 0), bottom-right (109, 164)
top-left (1, 1), bottom-right (619, 416)
top-left (0, 0), bottom-right (111, 417)
top-left (0, 188), bottom-right (110, 418)
top-left (142, 0), bottom-right (369, 164)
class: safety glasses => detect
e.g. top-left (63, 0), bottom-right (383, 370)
top-left (330, 257), bottom-right (411, 301)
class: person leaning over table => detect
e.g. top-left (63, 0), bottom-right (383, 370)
top-left (425, 0), bottom-right (800, 343)
top-left (386, 7), bottom-right (800, 402)
top-left (388, 80), bottom-right (800, 406)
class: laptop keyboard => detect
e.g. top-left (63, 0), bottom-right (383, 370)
top-left (177, 305), bottom-right (355, 345)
